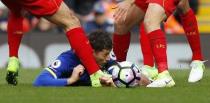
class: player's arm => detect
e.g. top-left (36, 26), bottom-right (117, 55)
top-left (67, 65), bottom-right (85, 85)
top-left (33, 65), bottom-right (85, 86)
top-left (100, 76), bottom-right (116, 87)
top-left (33, 71), bottom-right (68, 87)
top-left (139, 74), bottom-right (152, 86)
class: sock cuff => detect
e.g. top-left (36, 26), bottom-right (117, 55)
top-left (180, 9), bottom-right (194, 19)
top-left (66, 27), bottom-right (84, 36)
top-left (113, 32), bottom-right (131, 43)
top-left (113, 32), bottom-right (131, 38)
top-left (148, 29), bottom-right (165, 40)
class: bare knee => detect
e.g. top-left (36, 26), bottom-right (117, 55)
top-left (143, 4), bottom-right (166, 33)
top-left (143, 16), bottom-right (161, 33)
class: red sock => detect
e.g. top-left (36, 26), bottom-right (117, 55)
top-left (180, 9), bottom-right (203, 61)
top-left (113, 32), bottom-right (131, 62)
top-left (148, 29), bottom-right (168, 73)
top-left (8, 12), bottom-right (25, 58)
top-left (66, 27), bottom-right (99, 75)
top-left (139, 24), bottom-right (154, 67)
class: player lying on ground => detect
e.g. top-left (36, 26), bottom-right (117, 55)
top-left (113, 0), bottom-right (205, 87)
top-left (2, 0), bottom-right (108, 86)
top-left (33, 31), bottom-right (150, 87)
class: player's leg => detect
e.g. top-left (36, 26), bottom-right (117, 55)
top-left (7, 13), bottom-right (25, 59)
top-left (1, 0), bottom-right (26, 85)
top-left (6, 11), bottom-right (25, 85)
top-left (140, 24), bottom-right (154, 67)
top-left (113, 3), bottom-right (145, 62)
top-left (143, 2), bottom-right (175, 87)
top-left (139, 24), bottom-right (158, 80)
top-left (178, 0), bottom-right (203, 61)
top-left (112, 0), bottom-right (158, 80)
top-left (178, 0), bottom-right (205, 83)
top-left (43, 2), bottom-right (104, 87)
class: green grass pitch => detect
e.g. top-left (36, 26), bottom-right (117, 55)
top-left (0, 69), bottom-right (210, 103)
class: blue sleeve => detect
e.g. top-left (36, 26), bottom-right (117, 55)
top-left (48, 50), bottom-right (80, 78)
top-left (33, 70), bottom-right (68, 87)
top-left (33, 50), bottom-right (81, 87)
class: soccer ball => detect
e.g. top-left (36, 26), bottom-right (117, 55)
top-left (108, 61), bottom-right (141, 88)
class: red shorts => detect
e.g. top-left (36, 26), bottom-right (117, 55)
top-left (2, 0), bottom-right (63, 17)
top-left (135, 0), bottom-right (179, 17)
top-left (147, 0), bottom-right (179, 16)
top-left (134, 0), bottom-right (148, 12)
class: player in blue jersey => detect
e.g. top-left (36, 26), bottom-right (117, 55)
top-left (33, 30), bottom-right (150, 87)
top-left (33, 30), bottom-right (113, 86)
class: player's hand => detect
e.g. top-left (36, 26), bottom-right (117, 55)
top-left (177, 0), bottom-right (189, 13)
top-left (68, 65), bottom-right (85, 84)
top-left (100, 76), bottom-right (116, 87)
top-left (113, 0), bottom-right (134, 22)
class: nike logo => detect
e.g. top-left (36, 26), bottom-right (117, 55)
top-left (111, 54), bottom-right (115, 57)
top-left (165, 79), bottom-right (172, 84)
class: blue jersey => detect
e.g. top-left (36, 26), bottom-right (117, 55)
top-left (33, 50), bottom-right (116, 87)
top-left (33, 50), bottom-right (91, 86)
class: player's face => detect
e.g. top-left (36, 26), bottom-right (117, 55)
top-left (93, 49), bottom-right (111, 67)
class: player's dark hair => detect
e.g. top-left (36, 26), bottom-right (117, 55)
top-left (88, 30), bottom-right (112, 52)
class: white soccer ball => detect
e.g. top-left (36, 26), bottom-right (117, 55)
top-left (108, 61), bottom-right (141, 88)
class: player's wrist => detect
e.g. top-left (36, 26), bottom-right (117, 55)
top-left (67, 77), bottom-right (76, 85)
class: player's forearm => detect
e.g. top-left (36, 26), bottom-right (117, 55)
top-left (33, 75), bottom-right (68, 86)
top-left (50, 79), bottom-right (69, 86)
top-left (139, 74), bottom-right (151, 86)
top-left (67, 77), bottom-right (77, 85)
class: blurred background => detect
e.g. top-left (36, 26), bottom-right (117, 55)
top-left (0, 0), bottom-right (210, 69)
